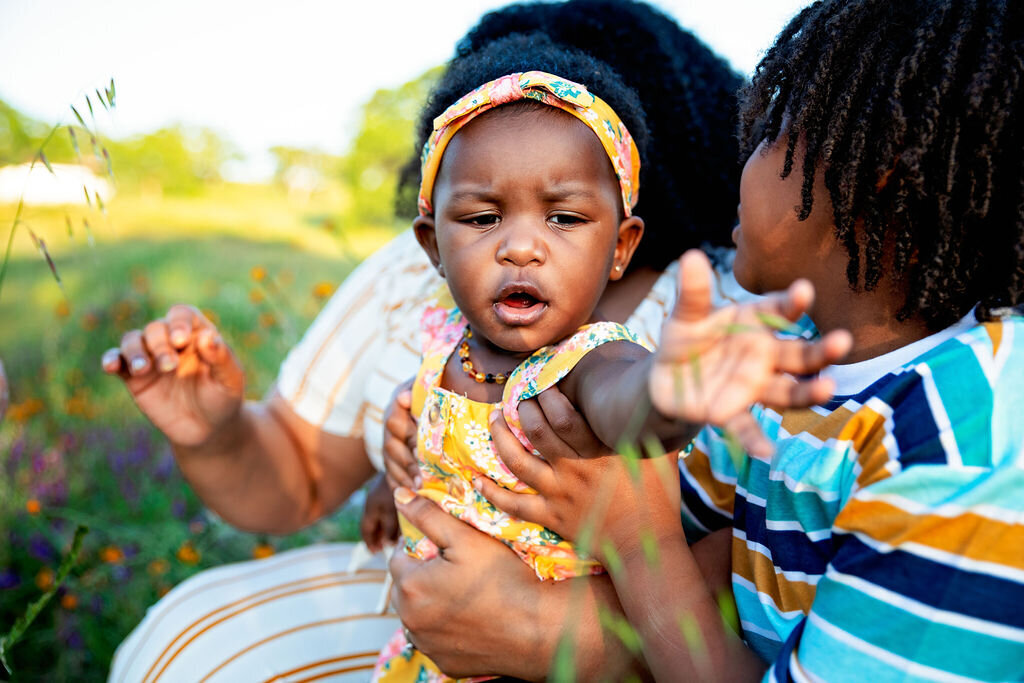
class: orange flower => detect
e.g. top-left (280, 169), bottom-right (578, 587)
top-left (8, 398), bottom-right (44, 423)
top-left (158, 584), bottom-right (171, 597)
top-left (243, 331), bottom-right (262, 349)
top-left (311, 281), bottom-right (335, 299)
top-left (55, 300), bottom-right (71, 318)
top-left (249, 288), bottom-right (265, 304)
top-left (35, 568), bottom-right (54, 591)
top-left (100, 545), bottom-right (124, 564)
top-left (250, 265), bottom-right (267, 282)
top-left (80, 312), bottom-right (100, 331)
top-left (258, 312), bottom-right (276, 329)
top-left (201, 308), bottom-right (220, 326)
top-left (25, 499), bottom-right (41, 515)
top-left (131, 272), bottom-right (150, 294)
top-left (148, 559), bottom-right (170, 576)
top-left (252, 543), bottom-right (275, 559)
top-left (60, 593), bottom-right (78, 610)
top-left (176, 541), bottom-right (200, 565)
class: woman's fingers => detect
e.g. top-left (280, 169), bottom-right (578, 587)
top-left (471, 474), bottom-right (549, 528)
top-left (119, 330), bottom-right (152, 376)
top-left (393, 488), bottom-right (455, 554)
top-left (488, 409), bottom-right (552, 491)
top-left (534, 387), bottom-right (608, 459)
top-left (101, 347), bottom-right (127, 377)
top-left (384, 441), bottom-right (418, 490)
top-left (166, 304), bottom-right (202, 349)
top-left (143, 320), bottom-right (179, 373)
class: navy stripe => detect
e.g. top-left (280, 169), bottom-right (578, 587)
top-left (678, 464), bottom-right (732, 533)
top-left (735, 496), bottom-right (832, 575)
top-left (769, 617), bottom-right (806, 682)
top-left (880, 374), bottom-right (951, 467)
top-left (832, 533), bottom-right (1024, 630)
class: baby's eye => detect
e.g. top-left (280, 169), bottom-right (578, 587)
top-left (463, 213), bottom-right (500, 227)
top-left (549, 213), bottom-right (586, 227)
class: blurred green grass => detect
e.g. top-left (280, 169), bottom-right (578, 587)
top-left (0, 183), bottom-right (400, 680)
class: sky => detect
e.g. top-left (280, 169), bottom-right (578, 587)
top-left (0, 0), bottom-right (809, 180)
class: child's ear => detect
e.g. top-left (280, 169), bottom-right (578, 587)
top-left (610, 215), bottom-right (644, 281)
top-left (412, 215), bottom-right (444, 278)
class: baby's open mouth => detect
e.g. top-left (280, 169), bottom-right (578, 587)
top-left (493, 283), bottom-right (547, 325)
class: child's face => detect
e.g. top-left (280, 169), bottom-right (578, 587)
top-left (415, 106), bottom-right (643, 354)
top-left (733, 137), bottom-right (840, 295)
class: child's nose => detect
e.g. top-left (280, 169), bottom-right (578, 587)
top-left (495, 222), bottom-right (546, 267)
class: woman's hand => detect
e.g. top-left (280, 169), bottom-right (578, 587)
top-left (475, 387), bottom-right (680, 561)
top-left (360, 473), bottom-right (399, 553)
top-left (101, 304), bottom-right (245, 448)
top-left (382, 379), bottom-right (419, 491)
top-left (388, 489), bottom-right (559, 681)
top-left (650, 249), bottom-right (852, 457)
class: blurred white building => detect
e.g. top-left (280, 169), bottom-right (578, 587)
top-left (0, 162), bottom-right (114, 205)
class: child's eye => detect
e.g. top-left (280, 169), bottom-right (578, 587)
top-left (549, 213), bottom-right (586, 227)
top-left (462, 213), bottom-right (500, 227)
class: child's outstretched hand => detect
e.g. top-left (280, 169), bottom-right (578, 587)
top-left (101, 304), bottom-right (245, 448)
top-left (650, 250), bottom-right (852, 457)
top-left (360, 473), bottom-right (400, 553)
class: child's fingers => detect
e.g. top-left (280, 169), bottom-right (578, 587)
top-left (534, 387), bottom-right (608, 460)
top-left (749, 278), bottom-right (815, 324)
top-left (360, 508), bottom-right (382, 553)
top-left (724, 411), bottom-right (775, 459)
top-left (194, 328), bottom-right (244, 394)
top-left (143, 320), bottom-right (179, 373)
top-left (381, 503), bottom-right (400, 546)
top-left (759, 375), bottom-right (837, 409)
top-left (383, 441), bottom-right (418, 490)
top-left (672, 249), bottom-right (715, 323)
top-left (119, 330), bottom-right (153, 376)
top-left (488, 409), bottom-right (553, 491)
top-left (773, 330), bottom-right (851, 375)
top-left (472, 474), bottom-right (549, 528)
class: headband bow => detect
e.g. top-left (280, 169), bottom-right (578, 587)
top-left (418, 70), bottom-right (641, 217)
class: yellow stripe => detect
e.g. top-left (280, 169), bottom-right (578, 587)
top-left (835, 404), bottom-right (894, 490)
top-left (732, 536), bottom-right (816, 614)
top-left (683, 446), bottom-right (736, 515)
top-left (984, 321), bottom-right (1003, 357)
top-left (836, 497), bottom-right (1024, 571)
top-left (780, 405), bottom-right (856, 443)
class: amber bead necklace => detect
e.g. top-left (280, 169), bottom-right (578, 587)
top-left (458, 328), bottom-right (508, 384)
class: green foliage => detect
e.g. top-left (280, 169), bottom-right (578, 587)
top-left (105, 126), bottom-right (239, 195)
top-left (340, 67), bottom-right (442, 227)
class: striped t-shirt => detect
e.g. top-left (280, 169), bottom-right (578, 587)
top-left (680, 314), bottom-right (1024, 682)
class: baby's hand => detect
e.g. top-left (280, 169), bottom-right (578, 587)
top-left (360, 473), bottom-right (400, 553)
top-left (650, 250), bottom-right (852, 457)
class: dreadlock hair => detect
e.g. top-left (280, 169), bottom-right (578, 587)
top-left (409, 32), bottom-right (650, 219)
top-left (739, 0), bottom-right (1024, 330)
top-left (397, 0), bottom-right (743, 271)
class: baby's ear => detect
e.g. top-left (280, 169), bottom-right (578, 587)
top-left (412, 215), bottom-right (444, 277)
top-left (610, 215), bottom-right (644, 281)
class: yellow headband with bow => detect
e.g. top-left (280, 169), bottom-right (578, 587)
top-left (418, 70), bottom-right (641, 217)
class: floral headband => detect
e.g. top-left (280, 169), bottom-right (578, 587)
top-left (418, 70), bottom-right (641, 217)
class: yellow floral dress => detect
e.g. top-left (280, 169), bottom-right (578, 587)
top-left (372, 306), bottom-right (648, 683)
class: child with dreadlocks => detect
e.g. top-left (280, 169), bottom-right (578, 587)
top-left (468, 0), bottom-right (1024, 680)
top-left (371, 33), bottom-right (848, 683)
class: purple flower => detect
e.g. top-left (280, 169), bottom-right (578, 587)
top-left (28, 534), bottom-right (56, 563)
top-left (172, 499), bottom-right (186, 519)
top-left (0, 568), bottom-right (20, 590)
top-left (112, 565), bottom-right (132, 582)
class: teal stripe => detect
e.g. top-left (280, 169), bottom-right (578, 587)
top-left (865, 464), bottom-right (1024, 512)
top-left (812, 576), bottom-right (1024, 679)
top-left (991, 323), bottom-right (1024, 468)
top-left (733, 580), bottom-right (804, 643)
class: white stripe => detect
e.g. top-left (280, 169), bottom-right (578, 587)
top-left (804, 611), bottom-right (984, 683)
top-left (788, 650), bottom-right (826, 683)
top-left (679, 500), bottom-right (711, 534)
top-left (767, 468), bottom-right (841, 503)
top-left (733, 573), bottom-right (812, 620)
top-left (678, 459), bottom-right (733, 520)
top-left (739, 619), bottom-right (783, 642)
top-left (826, 567), bottom-right (1024, 643)
top-left (765, 519), bottom-right (832, 543)
top-left (733, 530), bottom-right (824, 586)
top-left (839, 529), bottom-right (1024, 584)
top-left (915, 363), bottom-right (964, 467)
top-left (854, 489), bottom-right (1024, 526)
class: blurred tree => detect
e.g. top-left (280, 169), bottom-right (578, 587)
top-left (106, 126), bottom-right (239, 196)
top-left (340, 66), bottom-right (441, 228)
top-left (0, 98), bottom-right (74, 166)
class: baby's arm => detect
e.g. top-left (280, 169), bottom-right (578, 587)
top-left (563, 250), bottom-right (852, 456)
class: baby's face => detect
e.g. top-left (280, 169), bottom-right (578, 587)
top-left (421, 106), bottom-right (640, 354)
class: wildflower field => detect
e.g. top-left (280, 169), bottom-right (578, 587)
top-left (0, 183), bottom-right (399, 680)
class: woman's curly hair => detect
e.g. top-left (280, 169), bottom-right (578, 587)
top-left (398, 0), bottom-right (743, 271)
top-left (740, 0), bottom-right (1024, 330)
